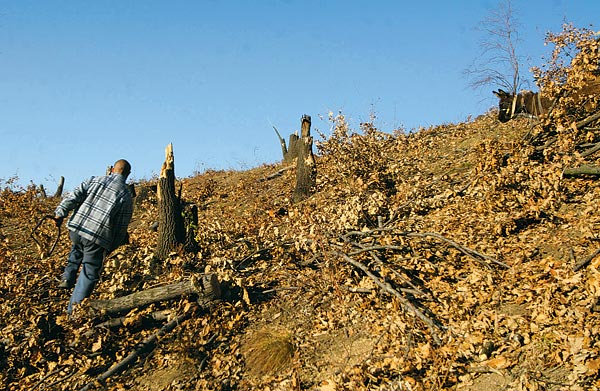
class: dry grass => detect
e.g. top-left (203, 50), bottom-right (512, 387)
top-left (243, 327), bottom-right (295, 378)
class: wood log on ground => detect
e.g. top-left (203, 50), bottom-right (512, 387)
top-left (90, 273), bottom-right (220, 314)
top-left (156, 143), bottom-right (185, 259)
top-left (563, 165), bottom-right (600, 178)
top-left (292, 115), bottom-right (317, 203)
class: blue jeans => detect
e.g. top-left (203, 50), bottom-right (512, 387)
top-left (63, 230), bottom-right (106, 314)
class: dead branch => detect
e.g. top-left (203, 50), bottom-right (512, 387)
top-left (534, 135), bottom-right (558, 151)
top-left (31, 365), bottom-right (66, 390)
top-left (563, 165), bottom-right (600, 178)
top-left (580, 142), bottom-right (600, 158)
top-left (78, 311), bottom-right (191, 391)
top-left (336, 251), bottom-right (444, 344)
top-left (576, 110), bottom-right (600, 129)
top-left (573, 248), bottom-right (600, 272)
top-left (54, 176), bottom-right (65, 198)
top-left (406, 232), bottom-right (509, 269)
top-left (341, 243), bottom-right (432, 300)
top-left (273, 125), bottom-right (289, 159)
top-left (258, 165), bottom-right (294, 182)
top-left (95, 309), bottom-right (173, 329)
top-left (46, 367), bottom-right (78, 390)
top-left (342, 228), bottom-right (509, 269)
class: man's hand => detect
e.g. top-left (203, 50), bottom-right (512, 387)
top-left (53, 216), bottom-right (64, 227)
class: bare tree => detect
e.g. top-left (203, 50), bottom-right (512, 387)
top-left (465, 0), bottom-right (526, 94)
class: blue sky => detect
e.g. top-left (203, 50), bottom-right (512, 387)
top-left (0, 1), bottom-right (597, 191)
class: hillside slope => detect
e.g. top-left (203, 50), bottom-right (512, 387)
top-left (2, 111), bottom-right (600, 391)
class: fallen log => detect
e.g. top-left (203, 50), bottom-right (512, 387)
top-left (90, 274), bottom-right (220, 314)
top-left (563, 165), bottom-right (600, 178)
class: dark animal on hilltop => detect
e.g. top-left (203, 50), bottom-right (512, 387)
top-left (493, 89), bottom-right (552, 123)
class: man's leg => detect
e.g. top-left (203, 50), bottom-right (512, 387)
top-left (61, 231), bottom-right (83, 287)
top-left (68, 237), bottom-right (105, 314)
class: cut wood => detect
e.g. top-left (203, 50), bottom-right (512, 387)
top-left (54, 176), bottom-right (65, 198)
top-left (563, 165), bottom-right (600, 178)
top-left (293, 114), bottom-right (316, 203)
top-left (90, 273), bottom-right (220, 314)
top-left (156, 143), bottom-right (185, 259)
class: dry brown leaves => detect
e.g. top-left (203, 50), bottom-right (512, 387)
top-left (2, 82), bottom-right (600, 390)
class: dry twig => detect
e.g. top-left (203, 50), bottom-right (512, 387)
top-left (78, 311), bottom-right (191, 391)
top-left (573, 248), bottom-right (600, 272)
top-left (335, 251), bottom-right (444, 345)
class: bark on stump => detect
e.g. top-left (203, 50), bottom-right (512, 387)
top-left (183, 202), bottom-right (200, 253)
top-left (156, 143), bottom-right (186, 259)
top-left (90, 273), bottom-right (220, 314)
top-left (293, 115), bottom-right (317, 203)
top-left (53, 176), bottom-right (65, 198)
top-left (273, 125), bottom-right (300, 164)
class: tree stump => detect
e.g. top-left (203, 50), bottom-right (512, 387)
top-left (53, 176), bottom-right (65, 198)
top-left (273, 126), bottom-right (300, 164)
top-left (293, 115), bottom-right (317, 203)
top-left (183, 202), bottom-right (200, 253)
top-left (90, 273), bottom-right (220, 314)
top-left (156, 143), bottom-right (185, 259)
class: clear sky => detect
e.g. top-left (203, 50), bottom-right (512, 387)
top-left (0, 1), bottom-right (597, 191)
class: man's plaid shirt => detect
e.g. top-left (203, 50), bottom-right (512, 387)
top-left (55, 174), bottom-right (133, 252)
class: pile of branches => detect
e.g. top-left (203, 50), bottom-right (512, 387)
top-left (528, 24), bottom-right (600, 163)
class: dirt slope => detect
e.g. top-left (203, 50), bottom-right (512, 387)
top-left (2, 111), bottom-right (600, 391)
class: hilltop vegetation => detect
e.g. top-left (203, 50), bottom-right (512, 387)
top-left (1, 23), bottom-right (599, 391)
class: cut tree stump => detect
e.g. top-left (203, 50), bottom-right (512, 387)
top-left (90, 273), bottom-right (220, 314)
top-left (183, 202), bottom-right (200, 253)
top-left (54, 176), bottom-right (65, 198)
top-left (156, 143), bottom-right (186, 259)
top-left (273, 125), bottom-right (300, 164)
top-left (293, 114), bottom-right (316, 203)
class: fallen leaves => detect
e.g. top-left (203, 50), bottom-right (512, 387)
top-left (2, 94), bottom-right (600, 391)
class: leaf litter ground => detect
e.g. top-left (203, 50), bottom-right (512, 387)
top-left (1, 112), bottom-right (600, 390)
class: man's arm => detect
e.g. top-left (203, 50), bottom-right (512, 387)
top-left (53, 177), bottom-right (93, 223)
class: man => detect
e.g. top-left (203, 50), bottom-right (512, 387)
top-left (54, 159), bottom-right (134, 314)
